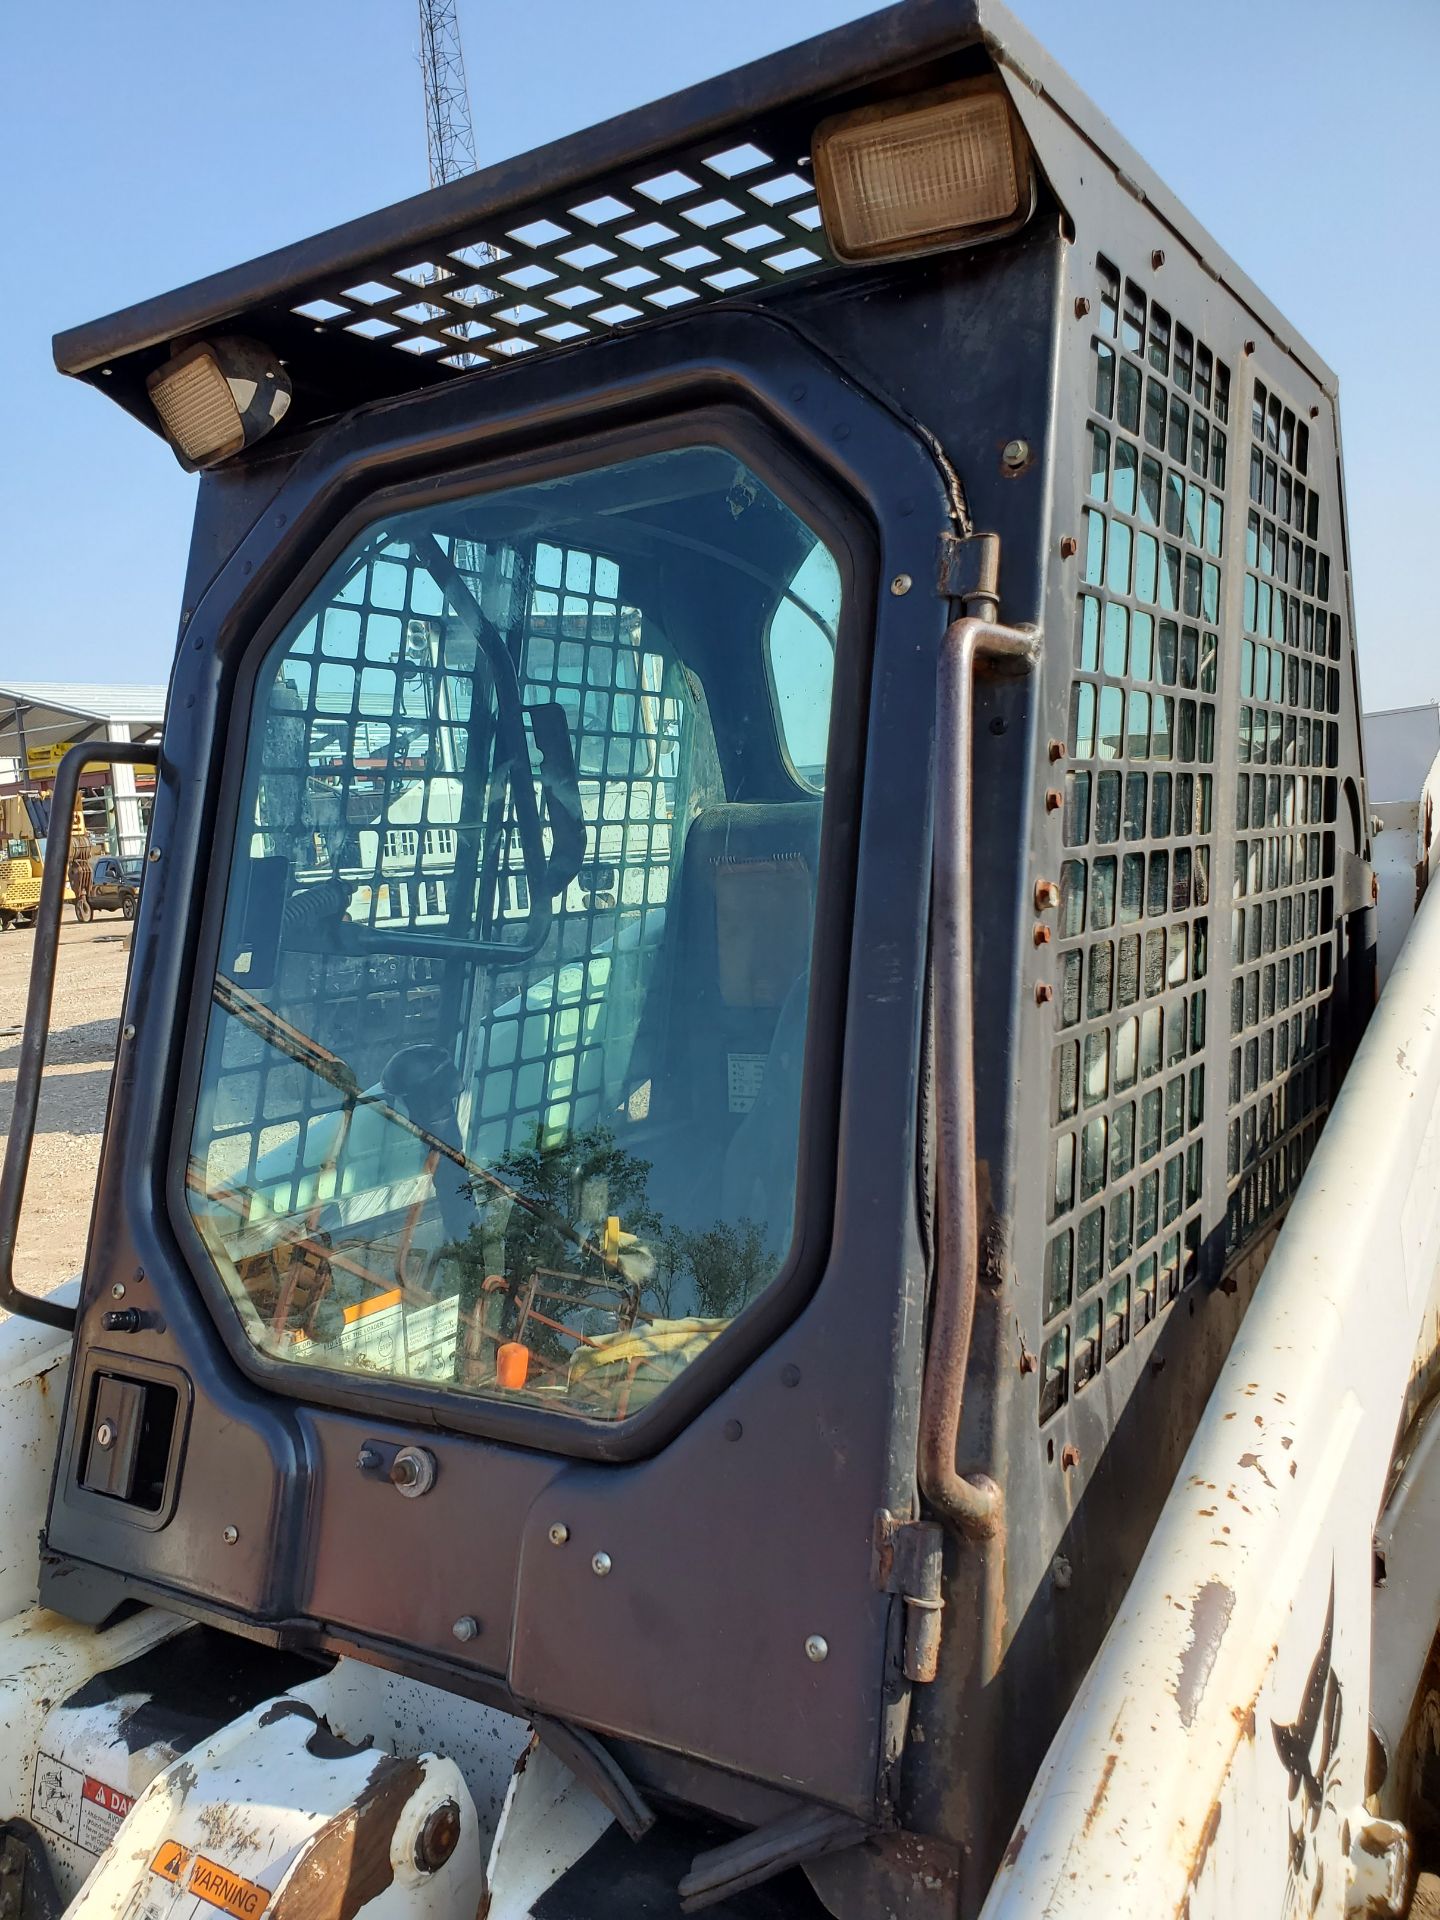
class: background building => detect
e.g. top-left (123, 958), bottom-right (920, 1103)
top-left (0, 682), bottom-right (165, 856)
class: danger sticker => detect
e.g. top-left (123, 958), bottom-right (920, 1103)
top-left (80, 1776), bottom-right (135, 1854)
top-left (33, 1755), bottom-right (135, 1857)
top-left (188, 1856), bottom-right (268, 1920)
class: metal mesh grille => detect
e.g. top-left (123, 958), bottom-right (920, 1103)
top-left (197, 534), bottom-right (692, 1212)
top-left (1224, 382), bottom-right (1342, 1256)
top-left (1038, 258), bottom-right (1229, 1425)
top-left (201, 540), bottom-right (472, 1208)
top-left (290, 137), bottom-right (833, 373)
top-left (472, 542), bottom-right (685, 1162)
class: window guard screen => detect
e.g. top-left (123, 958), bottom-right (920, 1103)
top-left (186, 445), bottom-right (841, 1425)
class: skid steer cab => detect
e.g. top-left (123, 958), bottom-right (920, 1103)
top-left (13, 2), bottom-right (1440, 1918)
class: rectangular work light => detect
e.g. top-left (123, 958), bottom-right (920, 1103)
top-left (146, 335), bottom-right (291, 471)
top-left (812, 80), bottom-right (1032, 265)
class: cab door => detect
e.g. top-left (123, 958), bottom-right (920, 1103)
top-left (45, 315), bottom-right (956, 1825)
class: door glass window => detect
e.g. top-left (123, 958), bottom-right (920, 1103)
top-left (767, 541), bottom-right (839, 792)
top-left (186, 445), bottom-right (842, 1424)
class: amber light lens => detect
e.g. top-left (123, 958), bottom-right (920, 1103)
top-left (149, 351), bottom-right (246, 467)
top-left (146, 335), bottom-right (292, 472)
top-left (813, 83), bottom-right (1029, 264)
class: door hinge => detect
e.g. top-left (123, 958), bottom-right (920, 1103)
top-left (873, 1511), bottom-right (945, 1683)
top-left (936, 530), bottom-right (1000, 612)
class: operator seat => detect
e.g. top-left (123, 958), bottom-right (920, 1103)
top-left (651, 800), bottom-right (820, 1239)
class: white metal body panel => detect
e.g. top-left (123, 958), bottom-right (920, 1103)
top-left (980, 881), bottom-right (1440, 1919)
top-left (0, 1280), bottom-right (79, 1617)
top-left (66, 1696), bottom-right (481, 1920)
top-left (485, 1740), bottom-right (614, 1920)
top-left (0, 1606), bottom-right (189, 1894)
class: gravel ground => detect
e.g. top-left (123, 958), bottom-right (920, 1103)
top-left (0, 917), bottom-right (133, 1299)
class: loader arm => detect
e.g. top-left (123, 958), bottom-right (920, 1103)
top-left (981, 880), bottom-right (1440, 1918)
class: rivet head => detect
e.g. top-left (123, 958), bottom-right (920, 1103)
top-left (1151, 248), bottom-right (1165, 271)
top-left (780, 1363), bottom-right (801, 1387)
top-left (723, 1419), bottom-right (743, 1442)
top-left (592, 1551), bottom-right (612, 1577)
top-left (1033, 923), bottom-right (1053, 947)
top-left (1001, 438), bottom-right (1030, 470)
top-left (95, 1421), bottom-right (116, 1451)
top-left (147, 848), bottom-right (161, 862)
top-left (1073, 296), bottom-right (1091, 319)
top-left (122, 1025), bottom-right (136, 1042)
top-left (1061, 1444), bottom-right (1081, 1472)
top-left (222, 1525), bottom-right (239, 1544)
top-left (805, 1635), bottom-right (829, 1663)
top-left (111, 1282), bottom-right (126, 1299)
top-left (548, 1522), bottom-right (570, 1546)
top-left (889, 573), bottom-right (912, 597)
top-left (1045, 789), bottom-right (1063, 813)
top-left (1035, 982), bottom-right (1055, 1005)
top-left (451, 1615), bottom-right (479, 1642)
top-left (414, 1800), bottom-right (462, 1873)
top-left (1059, 534), bottom-right (1078, 559)
top-left (1035, 879), bottom-right (1060, 911)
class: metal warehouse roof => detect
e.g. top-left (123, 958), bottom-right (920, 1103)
top-left (0, 681), bottom-right (168, 763)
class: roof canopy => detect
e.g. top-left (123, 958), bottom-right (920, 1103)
top-left (0, 681), bottom-right (167, 768)
top-left (52, 0), bottom-right (1333, 447)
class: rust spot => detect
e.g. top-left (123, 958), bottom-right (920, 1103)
top-left (271, 1757), bottom-right (424, 1920)
top-left (1238, 1451), bottom-right (1275, 1490)
top-left (1232, 1702), bottom-right (1257, 1738)
top-left (1175, 1580), bottom-right (1235, 1728)
top-left (1187, 1800), bottom-right (1222, 1887)
top-left (1000, 1823), bottom-right (1027, 1870)
top-left (1084, 1752), bottom-right (1118, 1835)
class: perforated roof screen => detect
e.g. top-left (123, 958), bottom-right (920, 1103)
top-left (287, 137), bottom-right (836, 373)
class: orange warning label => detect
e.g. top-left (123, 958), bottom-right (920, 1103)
top-left (188, 1855), bottom-right (269, 1920)
top-left (150, 1842), bottom-right (191, 1884)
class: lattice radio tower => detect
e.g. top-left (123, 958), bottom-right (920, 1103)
top-left (418, 0), bottom-right (478, 188)
top-left (417, 0), bottom-right (487, 619)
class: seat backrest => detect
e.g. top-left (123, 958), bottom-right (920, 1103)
top-left (649, 802), bottom-right (821, 1206)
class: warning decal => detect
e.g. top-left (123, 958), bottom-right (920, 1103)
top-left (151, 1842), bottom-right (192, 1885)
top-left (32, 1754), bottom-right (135, 1857)
top-left (80, 1775), bottom-right (135, 1854)
top-left (188, 1857), bottom-right (268, 1920)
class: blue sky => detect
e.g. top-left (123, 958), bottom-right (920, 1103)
top-left (2, 0), bottom-right (1435, 710)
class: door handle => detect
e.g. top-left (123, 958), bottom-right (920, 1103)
top-left (919, 617), bottom-right (1040, 1543)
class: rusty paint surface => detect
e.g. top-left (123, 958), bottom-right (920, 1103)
top-left (1175, 1582), bottom-right (1235, 1729)
top-left (1186, 1800), bottom-right (1223, 1890)
top-left (271, 1757), bottom-right (424, 1920)
top-left (1083, 1753), bottom-right (1118, 1836)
